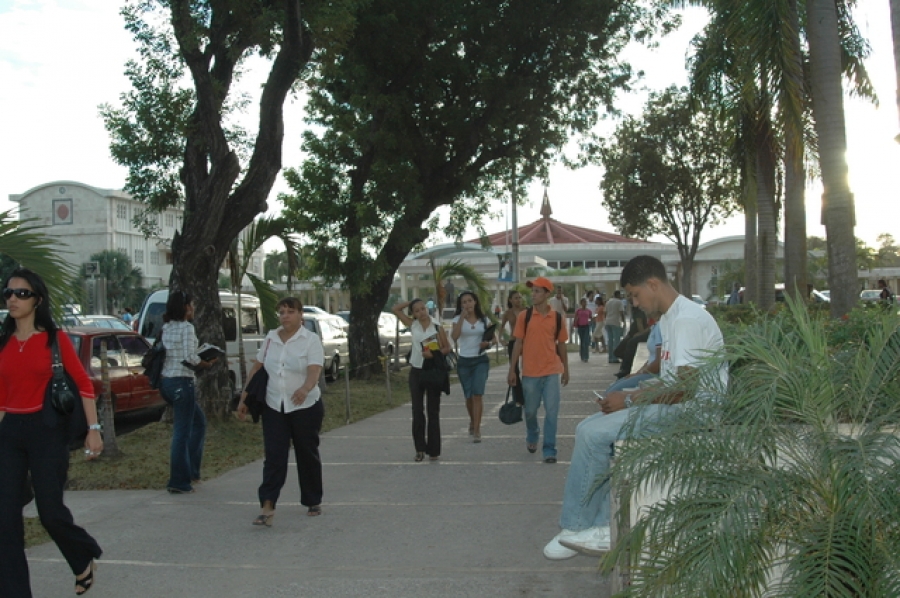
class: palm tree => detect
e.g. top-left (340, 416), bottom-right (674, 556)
top-left (90, 249), bottom-right (144, 313)
top-left (225, 216), bottom-right (300, 387)
top-left (0, 210), bottom-right (77, 314)
top-left (806, 0), bottom-right (861, 317)
top-left (428, 259), bottom-right (493, 323)
top-left (890, 0), bottom-right (900, 139)
top-left (601, 298), bottom-right (900, 596)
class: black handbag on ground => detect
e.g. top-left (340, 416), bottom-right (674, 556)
top-left (42, 334), bottom-right (88, 450)
top-left (242, 339), bottom-right (270, 423)
top-left (498, 386), bottom-right (523, 425)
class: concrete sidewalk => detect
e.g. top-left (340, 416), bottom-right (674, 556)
top-left (26, 344), bottom-right (644, 597)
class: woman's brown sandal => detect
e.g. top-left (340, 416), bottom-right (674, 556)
top-left (307, 505), bottom-right (322, 517)
top-left (252, 512), bottom-right (274, 527)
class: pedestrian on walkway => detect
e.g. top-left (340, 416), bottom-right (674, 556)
top-left (573, 298), bottom-right (593, 363)
top-left (393, 299), bottom-right (452, 461)
top-left (603, 290), bottom-right (625, 363)
top-left (451, 291), bottom-right (493, 443)
top-left (159, 291), bottom-right (217, 495)
top-left (507, 277), bottom-right (569, 463)
top-left (592, 296), bottom-right (606, 353)
top-left (501, 291), bottom-right (526, 405)
top-left (543, 256), bottom-right (727, 560)
top-left (0, 268), bottom-right (103, 597)
top-left (238, 297), bottom-right (326, 525)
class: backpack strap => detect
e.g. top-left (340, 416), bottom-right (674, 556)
top-left (522, 307), bottom-right (561, 341)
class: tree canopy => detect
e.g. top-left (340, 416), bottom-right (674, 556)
top-left (281, 0), bottom-right (665, 374)
top-left (599, 86), bottom-right (740, 294)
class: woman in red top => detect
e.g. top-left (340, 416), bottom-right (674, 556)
top-left (0, 268), bottom-right (102, 596)
top-left (574, 298), bottom-right (594, 363)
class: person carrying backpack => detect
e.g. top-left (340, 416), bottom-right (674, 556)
top-left (507, 277), bottom-right (569, 463)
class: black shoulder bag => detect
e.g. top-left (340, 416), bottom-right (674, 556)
top-left (243, 339), bottom-right (271, 423)
top-left (42, 334), bottom-right (89, 450)
top-left (141, 336), bottom-right (166, 390)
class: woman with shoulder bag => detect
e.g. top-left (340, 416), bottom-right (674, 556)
top-left (451, 291), bottom-right (493, 443)
top-left (159, 291), bottom-right (217, 495)
top-left (393, 299), bottom-right (451, 462)
top-left (237, 297), bottom-right (325, 525)
top-left (0, 268), bottom-right (103, 596)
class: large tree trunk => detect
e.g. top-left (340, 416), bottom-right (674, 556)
top-left (806, 0), bottom-right (857, 317)
top-left (347, 274), bottom-right (395, 381)
top-left (890, 0), bottom-right (900, 136)
top-left (743, 181), bottom-right (758, 306)
top-left (783, 0), bottom-right (808, 301)
top-left (755, 124), bottom-right (778, 312)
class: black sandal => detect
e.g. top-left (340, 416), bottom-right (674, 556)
top-left (307, 505), bottom-right (322, 517)
top-left (415, 452), bottom-right (425, 462)
top-left (75, 561), bottom-right (95, 595)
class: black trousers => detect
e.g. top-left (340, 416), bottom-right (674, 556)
top-left (259, 400), bottom-right (324, 509)
top-left (409, 367), bottom-right (442, 457)
top-left (0, 412), bottom-right (102, 598)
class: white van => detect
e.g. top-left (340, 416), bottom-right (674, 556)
top-left (137, 290), bottom-right (266, 392)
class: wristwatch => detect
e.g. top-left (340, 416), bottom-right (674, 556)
top-left (88, 424), bottom-right (102, 431)
top-left (624, 394), bottom-right (634, 409)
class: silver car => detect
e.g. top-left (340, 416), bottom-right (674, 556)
top-left (302, 313), bottom-right (350, 381)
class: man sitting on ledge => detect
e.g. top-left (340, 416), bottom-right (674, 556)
top-left (543, 255), bottom-right (727, 560)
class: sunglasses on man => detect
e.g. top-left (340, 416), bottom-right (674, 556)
top-left (2, 288), bottom-right (38, 300)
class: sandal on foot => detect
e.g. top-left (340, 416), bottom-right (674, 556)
top-left (415, 452), bottom-right (425, 462)
top-left (527, 443), bottom-right (537, 454)
top-left (473, 433), bottom-right (482, 443)
top-left (75, 561), bottom-right (95, 595)
top-left (252, 513), bottom-right (274, 527)
top-left (429, 455), bottom-right (440, 461)
top-left (468, 424), bottom-right (474, 436)
top-left (307, 505), bottom-right (322, 517)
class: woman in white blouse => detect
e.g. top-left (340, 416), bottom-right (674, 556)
top-left (393, 298), bottom-right (451, 462)
top-left (237, 297), bottom-right (325, 525)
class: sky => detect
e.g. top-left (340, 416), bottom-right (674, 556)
top-left (1, 0), bottom-right (898, 252)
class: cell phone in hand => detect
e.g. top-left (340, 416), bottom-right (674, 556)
top-left (593, 390), bottom-right (605, 400)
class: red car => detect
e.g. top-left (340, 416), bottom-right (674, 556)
top-left (64, 327), bottom-right (166, 417)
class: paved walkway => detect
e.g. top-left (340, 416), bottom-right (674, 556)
top-left (25, 343), bottom-right (646, 597)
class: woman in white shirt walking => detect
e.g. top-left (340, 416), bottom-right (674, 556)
top-left (238, 297), bottom-right (325, 525)
top-left (451, 292), bottom-right (494, 443)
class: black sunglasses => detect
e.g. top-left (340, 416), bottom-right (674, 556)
top-left (3, 288), bottom-right (38, 300)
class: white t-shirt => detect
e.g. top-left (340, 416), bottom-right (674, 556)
top-left (658, 295), bottom-right (727, 392)
top-left (604, 297), bottom-right (624, 326)
top-left (257, 327), bottom-right (325, 413)
top-left (452, 315), bottom-right (489, 358)
top-left (409, 317), bottom-right (441, 369)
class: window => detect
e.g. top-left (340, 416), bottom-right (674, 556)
top-left (165, 213), bottom-right (174, 227)
top-left (119, 336), bottom-right (150, 368)
top-left (150, 252), bottom-right (159, 265)
top-left (240, 307), bottom-right (260, 334)
top-left (165, 253), bottom-right (173, 265)
top-left (91, 336), bottom-right (124, 369)
top-left (134, 249), bottom-right (144, 264)
top-left (117, 205), bottom-right (127, 220)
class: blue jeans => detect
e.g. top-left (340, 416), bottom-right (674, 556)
top-left (521, 374), bottom-right (561, 459)
top-left (605, 325), bottom-right (624, 363)
top-left (577, 326), bottom-right (591, 361)
top-left (605, 373), bottom-right (655, 394)
top-left (160, 377), bottom-right (206, 491)
top-left (559, 404), bottom-right (677, 531)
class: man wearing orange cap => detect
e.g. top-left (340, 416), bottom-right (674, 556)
top-left (507, 277), bottom-right (569, 463)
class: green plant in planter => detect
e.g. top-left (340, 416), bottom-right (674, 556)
top-left (601, 296), bottom-right (900, 597)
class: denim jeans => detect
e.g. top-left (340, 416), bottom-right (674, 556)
top-left (559, 404), bottom-right (678, 531)
top-left (521, 374), bottom-right (561, 459)
top-left (605, 325), bottom-right (624, 363)
top-left (577, 326), bottom-right (591, 361)
top-left (605, 373), bottom-right (655, 394)
top-left (160, 377), bottom-right (206, 491)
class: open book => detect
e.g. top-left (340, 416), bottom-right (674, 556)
top-left (197, 343), bottom-right (225, 362)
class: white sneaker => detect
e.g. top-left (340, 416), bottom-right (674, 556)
top-left (543, 530), bottom-right (580, 560)
top-left (558, 526), bottom-right (611, 556)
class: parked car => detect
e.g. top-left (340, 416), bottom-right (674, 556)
top-left (860, 289), bottom-right (882, 303)
top-left (63, 314), bottom-right (132, 330)
top-left (335, 311), bottom-right (413, 357)
top-left (63, 327), bottom-right (166, 417)
top-left (690, 295), bottom-right (707, 309)
top-left (302, 312), bottom-right (350, 381)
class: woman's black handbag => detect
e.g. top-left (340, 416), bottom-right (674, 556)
top-left (42, 335), bottom-right (88, 450)
top-left (498, 386), bottom-right (523, 425)
top-left (141, 337), bottom-right (166, 390)
top-left (243, 367), bottom-right (268, 423)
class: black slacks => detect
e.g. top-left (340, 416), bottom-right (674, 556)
top-left (409, 367), bottom-right (442, 457)
top-left (0, 412), bottom-right (102, 598)
top-left (259, 400), bottom-right (324, 509)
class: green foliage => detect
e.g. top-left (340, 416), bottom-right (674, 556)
top-left (89, 250), bottom-right (145, 313)
top-left (430, 259), bottom-right (492, 321)
top-left (0, 210), bottom-right (78, 318)
top-left (602, 297), bottom-right (900, 596)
